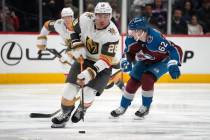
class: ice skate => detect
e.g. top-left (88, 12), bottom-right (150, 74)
top-left (51, 106), bottom-right (75, 128)
top-left (71, 104), bottom-right (86, 123)
top-left (134, 106), bottom-right (149, 119)
top-left (110, 106), bottom-right (127, 118)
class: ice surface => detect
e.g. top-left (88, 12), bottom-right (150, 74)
top-left (0, 84), bottom-right (210, 140)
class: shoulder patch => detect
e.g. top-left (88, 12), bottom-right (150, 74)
top-left (47, 20), bottom-right (56, 32)
top-left (85, 12), bottom-right (94, 19)
top-left (73, 18), bottom-right (79, 27)
top-left (108, 28), bottom-right (117, 35)
top-left (147, 35), bottom-right (153, 44)
top-left (49, 21), bottom-right (55, 26)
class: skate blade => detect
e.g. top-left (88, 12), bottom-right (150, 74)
top-left (51, 123), bottom-right (66, 128)
top-left (108, 115), bottom-right (120, 120)
top-left (133, 115), bottom-right (145, 120)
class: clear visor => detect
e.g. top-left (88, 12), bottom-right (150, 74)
top-left (128, 29), bottom-right (146, 42)
top-left (62, 16), bottom-right (73, 30)
top-left (128, 30), bottom-right (137, 37)
top-left (95, 13), bottom-right (111, 29)
top-left (62, 16), bottom-right (73, 24)
top-left (95, 13), bottom-right (111, 19)
top-left (62, 16), bottom-right (73, 20)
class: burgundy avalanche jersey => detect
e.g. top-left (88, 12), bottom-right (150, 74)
top-left (125, 28), bottom-right (183, 65)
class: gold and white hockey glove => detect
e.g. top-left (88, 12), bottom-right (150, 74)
top-left (67, 47), bottom-right (86, 62)
top-left (77, 67), bottom-right (96, 85)
top-left (37, 35), bottom-right (47, 50)
top-left (59, 55), bottom-right (75, 65)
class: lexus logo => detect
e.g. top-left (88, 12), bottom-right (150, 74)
top-left (1, 41), bottom-right (23, 66)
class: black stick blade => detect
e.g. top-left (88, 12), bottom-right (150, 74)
top-left (29, 109), bottom-right (61, 118)
top-left (29, 113), bottom-right (52, 118)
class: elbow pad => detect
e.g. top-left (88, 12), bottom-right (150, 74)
top-left (94, 59), bottom-right (110, 73)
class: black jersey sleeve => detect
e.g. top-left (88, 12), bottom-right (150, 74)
top-left (44, 20), bottom-right (56, 32)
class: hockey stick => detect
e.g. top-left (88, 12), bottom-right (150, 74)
top-left (30, 109), bottom-right (61, 118)
top-left (79, 56), bottom-right (85, 122)
top-left (29, 97), bottom-right (80, 118)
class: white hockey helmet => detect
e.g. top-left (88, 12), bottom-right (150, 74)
top-left (61, 7), bottom-right (74, 18)
top-left (94, 2), bottom-right (112, 14)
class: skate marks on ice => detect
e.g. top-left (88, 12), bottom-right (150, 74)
top-left (0, 84), bottom-right (210, 140)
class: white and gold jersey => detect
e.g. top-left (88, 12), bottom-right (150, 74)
top-left (72, 12), bottom-right (120, 66)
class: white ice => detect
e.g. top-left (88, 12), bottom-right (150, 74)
top-left (0, 84), bottom-right (210, 140)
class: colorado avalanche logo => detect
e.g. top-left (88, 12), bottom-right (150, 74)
top-left (135, 50), bottom-right (155, 61)
top-left (147, 35), bottom-right (153, 44)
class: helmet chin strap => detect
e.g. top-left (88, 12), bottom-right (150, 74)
top-left (135, 31), bottom-right (145, 42)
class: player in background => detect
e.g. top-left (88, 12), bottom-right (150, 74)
top-left (37, 7), bottom-right (75, 64)
top-left (51, 2), bottom-right (120, 128)
top-left (110, 17), bottom-right (183, 119)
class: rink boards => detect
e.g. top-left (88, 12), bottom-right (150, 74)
top-left (0, 33), bottom-right (210, 83)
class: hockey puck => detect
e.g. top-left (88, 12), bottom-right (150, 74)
top-left (79, 130), bottom-right (86, 134)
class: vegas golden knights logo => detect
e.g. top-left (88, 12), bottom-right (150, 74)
top-left (86, 36), bottom-right (99, 54)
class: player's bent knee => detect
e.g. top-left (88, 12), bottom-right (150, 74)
top-left (141, 73), bottom-right (156, 91)
top-left (81, 86), bottom-right (97, 106)
top-left (62, 83), bottom-right (80, 100)
top-left (125, 77), bottom-right (141, 93)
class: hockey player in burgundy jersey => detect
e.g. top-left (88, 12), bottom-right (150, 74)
top-left (111, 16), bottom-right (183, 118)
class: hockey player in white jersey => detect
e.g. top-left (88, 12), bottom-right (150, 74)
top-left (51, 2), bottom-right (120, 128)
top-left (36, 7), bottom-right (75, 64)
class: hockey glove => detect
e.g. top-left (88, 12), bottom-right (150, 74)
top-left (37, 35), bottom-right (47, 50)
top-left (67, 47), bottom-right (86, 62)
top-left (59, 55), bottom-right (74, 65)
top-left (167, 60), bottom-right (181, 79)
top-left (120, 58), bottom-right (132, 72)
top-left (77, 67), bottom-right (96, 85)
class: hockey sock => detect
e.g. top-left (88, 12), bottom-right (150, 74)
top-left (119, 77), bottom-right (140, 108)
top-left (120, 95), bottom-right (132, 109)
top-left (61, 104), bottom-right (74, 113)
top-left (141, 73), bottom-right (156, 108)
top-left (142, 95), bottom-right (153, 108)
